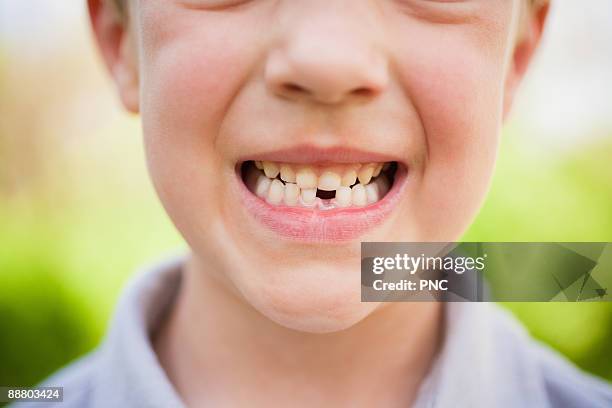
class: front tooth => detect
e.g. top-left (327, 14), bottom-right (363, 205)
top-left (255, 175), bottom-right (272, 198)
top-left (365, 183), bottom-right (380, 204)
top-left (254, 161), bottom-right (263, 170)
top-left (284, 183), bottom-right (299, 206)
top-left (318, 171), bottom-right (341, 191)
top-left (351, 184), bottom-right (367, 206)
top-left (263, 161), bottom-right (280, 178)
top-left (357, 164), bottom-right (375, 185)
top-left (296, 167), bottom-right (317, 189)
top-left (341, 169), bottom-right (357, 187)
top-left (301, 188), bottom-right (317, 205)
top-left (267, 179), bottom-right (284, 204)
top-left (335, 186), bottom-right (352, 207)
top-left (280, 164), bottom-right (296, 183)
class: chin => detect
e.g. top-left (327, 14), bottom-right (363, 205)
top-left (239, 263), bottom-right (379, 334)
top-left (258, 296), bottom-right (378, 334)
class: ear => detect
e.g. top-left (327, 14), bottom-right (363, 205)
top-left (88, 0), bottom-right (140, 113)
top-left (502, 2), bottom-right (550, 120)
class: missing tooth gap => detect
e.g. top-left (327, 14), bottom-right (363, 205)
top-left (316, 189), bottom-right (336, 200)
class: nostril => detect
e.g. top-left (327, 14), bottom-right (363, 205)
top-left (351, 87), bottom-right (376, 98)
top-left (283, 83), bottom-right (309, 95)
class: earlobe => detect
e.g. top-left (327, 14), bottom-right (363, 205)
top-left (113, 36), bottom-right (140, 113)
top-left (88, 0), bottom-right (140, 113)
top-left (502, 3), bottom-right (550, 120)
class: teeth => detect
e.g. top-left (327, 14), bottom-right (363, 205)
top-left (263, 161), bottom-right (280, 179)
top-left (249, 161), bottom-right (393, 208)
top-left (341, 169), bottom-right (357, 187)
top-left (357, 164), bottom-right (375, 185)
top-left (301, 188), bottom-right (317, 205)
top-left (373, 163), bottom-right (383, 178)
top-left (280, 164), bottom-right (296, 183)
top-left (255, 175), bottom-right (272, 198)
top-left (351, 184), bottom-right (367, 206)
top-left (267, 179), bottom-right (284, 204)
top-left (296, 167), bottom-right (318, 189)
top-left (335, 186), bottom-right (352, 207)
top-left (284, 183), bottom-right (299, 206)
top-left (318, 171), bottom-right (341, 191)
top-left (365, 183), bottom-right (380, 204)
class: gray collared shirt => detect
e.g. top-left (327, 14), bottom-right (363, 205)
top-left (19, 257), bottom-right (612, 407)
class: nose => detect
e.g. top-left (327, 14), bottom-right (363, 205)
top-left (265, 8), bottom-right (389, 105)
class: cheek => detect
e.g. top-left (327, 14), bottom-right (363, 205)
top-left (139, 10), bottom-right (256, 150)
top-left (135, 7), bottom-right (263, 234)
top-left (393, 25), bottom-right (509, 237)
top-left (411, 44), bottom-right (503, 177)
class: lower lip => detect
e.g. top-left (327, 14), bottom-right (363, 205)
top-left (236, 165), bottom-right (408, 242)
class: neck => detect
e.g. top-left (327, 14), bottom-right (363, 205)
top-left (155, 254), bottom-right (444, 408)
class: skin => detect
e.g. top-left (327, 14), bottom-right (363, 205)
top-left (89, 0), bottom-right (549, 406)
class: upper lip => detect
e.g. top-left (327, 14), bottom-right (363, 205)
top-left (238, 144), bottom-right (403, 165)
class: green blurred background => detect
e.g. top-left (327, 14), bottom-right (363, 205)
top-left (1, 1), bottom-right (611, 389)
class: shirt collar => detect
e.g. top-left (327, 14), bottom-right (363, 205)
top-left (91, 256), bottom-right (185, 408)
top-left (413, 302), bottom-right (549, 407)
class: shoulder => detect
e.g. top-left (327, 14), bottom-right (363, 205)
top-left (489, 304), bottom-right (612, 408)
top-left (533, 341), bottom-right (612, 408)
top-left (11, 256), bottom-right (187, 408)
top-left (11, 352), bottom-right (99, 408)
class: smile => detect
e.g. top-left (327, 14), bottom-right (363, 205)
top-left (236, 147), bottom-right (408, 242)
top-left (243, 161), bottom-right (396, 209)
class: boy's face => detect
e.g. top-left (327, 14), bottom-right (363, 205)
top-left (91, 0), bottom-right (547, 332)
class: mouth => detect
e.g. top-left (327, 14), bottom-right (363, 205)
top-left (242, 161), bottom-right (397, 209)
top-left (236, 147), bottom-right (408, 242)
